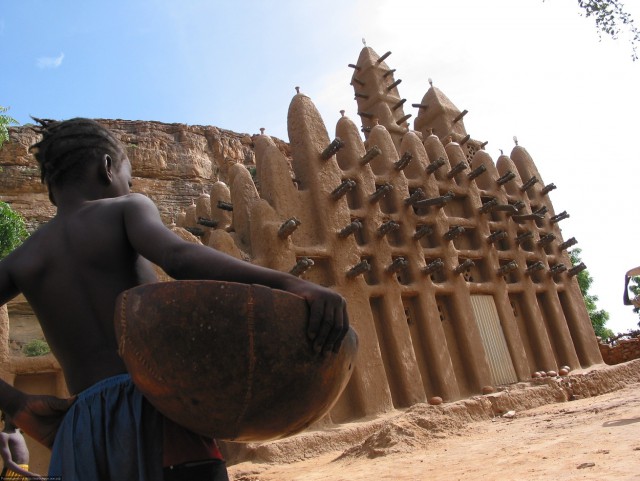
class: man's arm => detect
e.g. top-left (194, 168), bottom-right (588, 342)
top-left (0, 433), bottom-right (12, 465)
top-left (0, 382), bottom-right (74, 449)
top-left (624, 276), bottom-right (632, 305)
top-left (122, 194), bottom-right (349, 353)
top-left (624, 268), bottom-right (640, 306)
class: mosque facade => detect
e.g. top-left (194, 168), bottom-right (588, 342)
top-left (175, 46), bottom-right (602, 423)
top-left (0, 46), bottom-right (602, 469)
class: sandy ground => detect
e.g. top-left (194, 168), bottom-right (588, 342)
top-left (229, 361), bottom-right (640, 481)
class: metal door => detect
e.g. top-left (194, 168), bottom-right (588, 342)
top-left (470, 295), bottom-right (518, 385)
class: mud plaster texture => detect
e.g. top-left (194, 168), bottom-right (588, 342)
top-left (228, 359), bottom-right (640, 481)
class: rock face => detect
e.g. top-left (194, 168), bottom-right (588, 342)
top-left (0, 119), bottom-right (290, 230)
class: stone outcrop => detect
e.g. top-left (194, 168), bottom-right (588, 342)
top-left (0, 119), bottom-right (291, 230)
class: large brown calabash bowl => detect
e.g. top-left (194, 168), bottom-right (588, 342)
top-left (114, 280), bottom-right (358, 442)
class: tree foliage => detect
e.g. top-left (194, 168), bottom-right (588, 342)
top-left (22, 339), bottom-right (51, 357)
top-left (0, 106), bottom-right (18, 147)
top-left (569, 248), bottom-right (614, 339)
top-left (0, 106), bottom-right (28, 259)
top-left (0, 202), bottom-right (28, 259)
top-left (576, 0), bottom-right (640, 60)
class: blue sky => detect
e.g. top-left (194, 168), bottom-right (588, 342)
top-left (1, 0), bottom-right (341, 134)
top-left (2, 0), bottom-right (640, 334)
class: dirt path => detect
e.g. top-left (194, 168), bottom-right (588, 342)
top-left (229, 361), bottom-right (640, 481)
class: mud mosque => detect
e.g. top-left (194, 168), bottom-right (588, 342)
top-left (0, 46), bottom-right (603, 470)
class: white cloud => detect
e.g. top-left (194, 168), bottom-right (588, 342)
top-left (36, 52), bottom-right (64, 69)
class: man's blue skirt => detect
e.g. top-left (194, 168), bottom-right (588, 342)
top-left (48, 374), bottom-right (163, 481)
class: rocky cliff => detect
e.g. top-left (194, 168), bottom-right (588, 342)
top-left (0, 119), bottom-right (291, 230)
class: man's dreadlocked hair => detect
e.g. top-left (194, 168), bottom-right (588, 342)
top-left (29, 117), bottom-right (124, 187)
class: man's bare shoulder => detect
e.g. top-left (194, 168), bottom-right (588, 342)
top-left (73, 193), bottom-right (158, 222)
top-left (2, 222), bottom-right (51, 261)
top-left (2, 194), bottom-right (155, 276)
top-left (111, 192), bottom-right (158, 211)
top-left (92, 192), bottom-right (153, 208)
top-left (115, 192), bottom-right (152, 203)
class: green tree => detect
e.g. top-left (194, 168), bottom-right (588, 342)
top-left (0, 106), bottom-right (28, 259)
top-left (0, 106), bottom-right (18, 146)
top-left (576, 0), bottom-right (640, 60)
top-left (22, 339), bottom-right (51, 357)
top-left (569, 248), bottom-right (614, 338)
top-left (0, 109), bottom-right (43, 355)
top-left (0, 202), bottom-right (28, 259)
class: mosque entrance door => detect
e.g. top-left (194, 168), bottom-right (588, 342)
top-left (470, 295), bottom-right (518, 386)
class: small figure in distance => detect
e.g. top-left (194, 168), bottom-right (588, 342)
top-left (0, 412), bottom-right (43, 480)
top-left (623, 267), bottom-right (640, 308)
top-left (0, 118), bottom-right (350, 481)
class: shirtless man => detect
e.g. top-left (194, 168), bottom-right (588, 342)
top-left (0, 118), bottom-right (349, 480)
top-left (0, 413), bottom-right (41, 480)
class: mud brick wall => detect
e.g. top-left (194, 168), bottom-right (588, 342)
top-left (600, 337), bottom-right (640, 365)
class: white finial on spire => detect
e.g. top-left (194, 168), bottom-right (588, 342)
top-left (362, 38), bottom-right (367, 47)
top-left (428, 77), bottom-right (433, 87)
top-left (513, 135), bottom-right (518, 146)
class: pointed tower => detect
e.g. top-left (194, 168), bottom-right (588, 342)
top-left (414, 83), bottom-right (485, 164)
top-left (349, 47), bottom-right (411, 152)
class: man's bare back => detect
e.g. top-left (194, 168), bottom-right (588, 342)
top-left (0, 194), bottom-right (158, 394)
